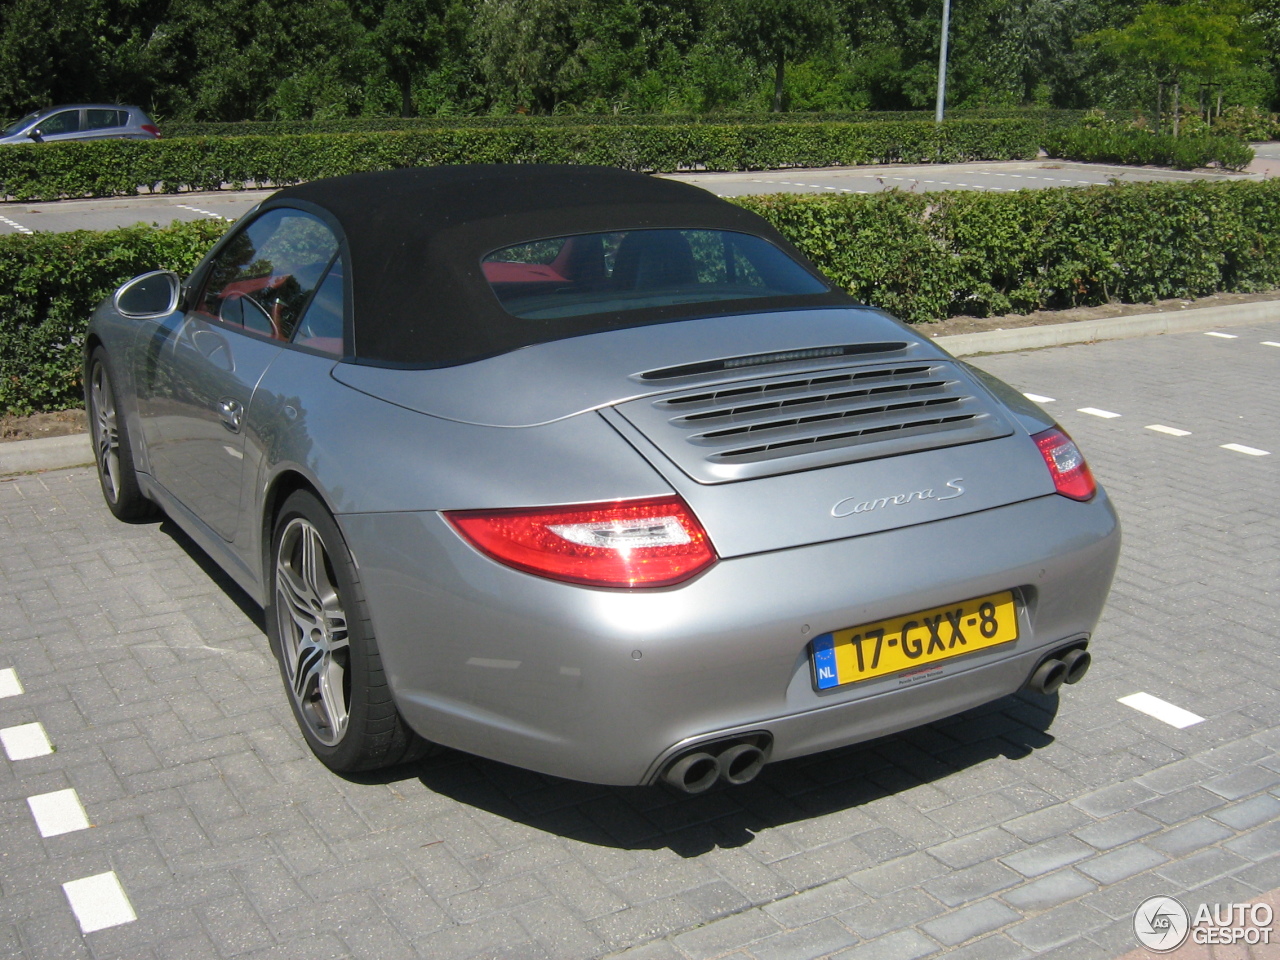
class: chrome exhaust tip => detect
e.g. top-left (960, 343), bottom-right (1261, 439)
top-left (662, 751), bottom-right (719, 794)
top-left (1029, 658), bottom-right (1067, 695)
top-left (1061, 648), bottom-right (1091, 684)
top-left (716, 743), bottom-right (766, 785)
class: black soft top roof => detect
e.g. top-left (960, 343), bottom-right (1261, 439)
top-left (265, 165), bottom-right (848, 367)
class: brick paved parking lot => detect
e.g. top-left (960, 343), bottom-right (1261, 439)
top-left (1, 323), bottom-right (1277, 960)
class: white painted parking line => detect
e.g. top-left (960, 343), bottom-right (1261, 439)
top-left (175, 204), bottom-right (231, 221)
top-left (0, 214), bottom-right (33, 235)
top-left (1221, 443), bottom-right (1270, 456)
top-left (1119, 692), bottom-right (1204, 728)
top-left (28, 789), bottom-right (90, 837)
top-left (1, 722), bottom-right (53, 760)
top-left (1204, 331), bottom-right (1239, 339)
top-left (63, 872), bottom-right (136, 933)
top-left (1262, 341), bottom-right (1280, 348)
top-left (1077, 407), bottom-right (1121, 419)
top-left (1146, 424), bottom-right (1191, 437)
top-left (0, 668), bottom-right (23, 698)
top-left (1023, 393), bottom-right (1055, 403)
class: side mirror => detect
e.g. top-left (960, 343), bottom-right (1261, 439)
top-left (113, 270), bottom-right (181, 319)
top-left (26, 128), bottom-right (43, 143)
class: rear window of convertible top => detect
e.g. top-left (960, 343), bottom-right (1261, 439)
top-left (482, 229), bottom-right (829, 320)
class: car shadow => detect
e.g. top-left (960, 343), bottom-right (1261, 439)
top-left (348, 690), bottom-right (1059, 859)
top-left (145, 513), bottom-right (1063, 859)
top-left (158, 517), bottom-right (266, 632)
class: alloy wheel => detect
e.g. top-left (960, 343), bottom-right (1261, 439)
top-left (91, 363), bottom-right (121, 503)
top-left (275, 517), bottom-right (351, 746)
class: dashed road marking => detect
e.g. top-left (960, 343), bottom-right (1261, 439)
top-left (1077, 407), bottom-right (1121, 419)
top-left (1023, 393), bottom-right (1055, 403)
top-left (1221, 443), bottom-right (1270, 457)
top-left (28, 788), bottom-right (90, 837)
top-left (1, 721), bottom-right (53, 760)
top-left (0, 667), bottom-right (22, 698)
top-left (1262, 341), bottom-right (1280, 348)
top-left (1146, 424), bottom-right (1191, 437)
top-left (175, 203), bottom-right (231, 221)
top-left (63, 872), bottom-right (136, 933)
top-left (1119, 692), bottom-right (1204, 728)
top-left (0, 214), bottom-right (33, 235)
top-left (1204, 331), bottom-right (1239, 339)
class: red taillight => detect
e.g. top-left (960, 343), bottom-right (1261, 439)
top-left (1033, 427), bottom-right (1096, 501)
top-left (141, 124), bottom-right (160, 138)
top-left (446, 496), bottom-right (717, 588)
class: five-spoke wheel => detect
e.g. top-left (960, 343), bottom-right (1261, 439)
top-left (86, 347), bottom-right (156, 521)
top-left (275, 516), bottom-right (352, 746)
top-left (267, 490), bottom-right (429, 772)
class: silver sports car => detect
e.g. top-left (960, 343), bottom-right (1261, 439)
top-left (86, 165), bottom-right (1120, 791)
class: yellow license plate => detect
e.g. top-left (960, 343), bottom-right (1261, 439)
top-left (811, 591), bottom-right (1018, 690)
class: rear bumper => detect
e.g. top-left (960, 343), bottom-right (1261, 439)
top-left (342, 490), bottom-right (1120, 785)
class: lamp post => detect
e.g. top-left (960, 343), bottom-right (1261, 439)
top-left (935, 0), bottom-right (952, 122)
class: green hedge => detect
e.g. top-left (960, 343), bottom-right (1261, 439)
top-left (0, 119), bottom-right (1040, 201)
top-left (4, 178), bottom-right (1279, 414)
top-left (0, 220), bottom-right (226, 414)
top-left (162, 109), bottom-right (1087, 139)
top-left (739, 179), bottom-right (1280, 322)
top-left (1044, 126), bottom-right (1255, 171)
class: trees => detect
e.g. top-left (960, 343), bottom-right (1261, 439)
top-left (721, 0), bottom-right (841, 111)
top-left (1084, 1), bottom-right (1261, 133)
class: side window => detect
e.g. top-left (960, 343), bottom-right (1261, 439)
top-left (86, 109), bottom-right (124, 130)
top-left (39, 110), bottom-right (80, 135)
top-left (292, 257), bottom-right (345, 357)
top-left (195, 208), bottom-right (339, 342)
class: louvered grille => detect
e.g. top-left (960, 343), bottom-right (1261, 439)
top-left (615, 360), bottom-right (1014, 483)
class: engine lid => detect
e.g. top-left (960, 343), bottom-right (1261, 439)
top-left (331, 307), bottom-right (945, 427)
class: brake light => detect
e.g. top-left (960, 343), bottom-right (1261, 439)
top-left (141, 124), bottom-right (160, 137)
top-left (446, 496), bottom-right (717, 587)
top-left (1033, 427), bottom-right (1096, 501)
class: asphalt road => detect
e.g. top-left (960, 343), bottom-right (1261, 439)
top-left (0, 158), bottom-right (1266, 235)
top-left (0, 322), bottom-right (1277, 959)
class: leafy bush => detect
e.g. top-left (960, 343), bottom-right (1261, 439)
top-left (1043, 126), bottom-right (1254, 171)
top-left (4, 179), bottom-right (1280, 414)
top-left (738, 179), bottom-right (1280, 323)
top-left (0, 220), bottom-right (227, 414)
top-left (0, 119), bottom-right (1043, 201)
top-left (161, 109), bottom-right (1088, 138)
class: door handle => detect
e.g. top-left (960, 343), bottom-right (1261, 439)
top-left (217, 398), bottom-right (243, 433)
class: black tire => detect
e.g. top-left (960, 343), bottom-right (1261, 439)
top-left (86, 347), bottom-right (159, 522)
top-left (266, 489), bottom-right (431, 772)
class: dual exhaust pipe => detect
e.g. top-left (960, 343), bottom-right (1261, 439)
top-left (1028, 646), bottom-right (1090, 695)
top-left (664, 645), bottom-right (1091, 792)
top-left (662, 737), bottom-right (769, 794)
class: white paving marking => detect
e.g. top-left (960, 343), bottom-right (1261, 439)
top-left (1, 722), bottom-right (53, 760)
top-left (1262, 341), bottom-right (1280, 348)
top-left (0, 668), bottom-right (22, 698)
top-left (63, 872), bottom-right (136, 933)
top-left (1221, 443), bottom-right (1270, 456)
top-left (28, 789), bottom-right (90, 837)
top-left (1146, 424), bottom-right (1191, 437)
top-left (1204, 331), bottom-right (1238, 339)
top-left (174, 203), bottom-right (232, 221)
top-left (1119, 692), bottom-right (1204, 728)
top-left (0, 214), bottom-right (33, 235)
top-left (1023, 393), bottom-right (1055, 403)
top-left (1077, 407), bottom-right (1121, 419)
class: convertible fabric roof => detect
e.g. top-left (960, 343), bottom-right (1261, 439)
top-left (265, 165), bottom-right (850, 367)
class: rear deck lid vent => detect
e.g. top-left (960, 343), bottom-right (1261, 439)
top-left (637, 342), bottom-right (911, 381)
top-left (615, 359), bottom-right (1015, 483)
